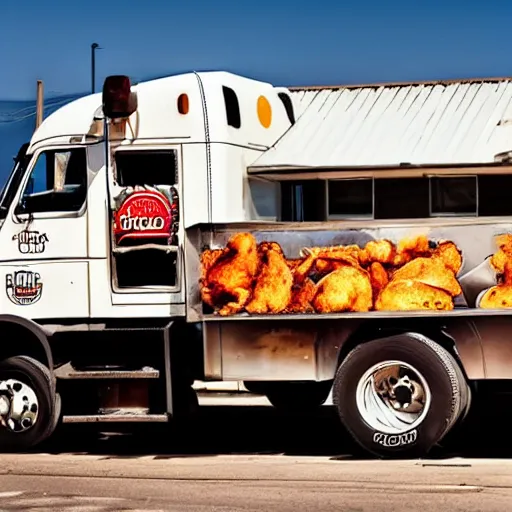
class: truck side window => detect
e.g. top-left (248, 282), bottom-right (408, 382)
top-left (115, 150), bottom-right (177, 187)
top-left (277, 92), bottom-right (295, 125)
top-left (222, 86), bottom-right (241, 129)
top-left (16, 148), bottom-right (87, 215)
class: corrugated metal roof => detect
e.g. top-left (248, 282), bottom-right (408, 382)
top-left (252, 78), bottom-right (512, 170)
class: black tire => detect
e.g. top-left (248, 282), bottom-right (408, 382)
top-left (333, 333), bottom-right (466, 459)
top-left (265, 381), bottom-right (332, 411)
top-left (0, 356), bottom-right (58, 452)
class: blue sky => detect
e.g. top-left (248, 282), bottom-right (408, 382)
top-left (1, 0), bottom-right (512, 99)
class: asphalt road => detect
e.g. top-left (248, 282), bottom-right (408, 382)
top-left (1, 393), bottom-right (512, 511)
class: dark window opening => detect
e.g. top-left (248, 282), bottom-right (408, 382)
top-left (374, 178), bottom-right (429, 219)
top-left (222, 86), bottom-right (241, 129)
top-left (281, 181), bottom-right (325, 221)
top-left (115, 243), bottom-right (177, 288)
top-left (278, 92), bottom-right (296, 125)
top-left (478, 175), bottom-right (512, 216)
top-left (430, 176), bottom-right (477, 216)
top-left (115, 150), bottom-right (177, 187)
top-left (328, 179), bottom-right (373, 218)
top-left (280, 173), bottom-right (512, 222)
top-left (16, 147), bottom-right (87, 215)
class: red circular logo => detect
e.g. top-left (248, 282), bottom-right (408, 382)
top-left (114, 190), bottom-right (175, 244)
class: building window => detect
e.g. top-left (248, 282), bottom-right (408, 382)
top-left (327, 179), bottom-right (373, 219)
top-left (281, 181), bottom-right (326, 221)
top-left (430, 176), bottom-right (477, 216)
top-left (278, 92), bottom-right (295, 125)
top-left (477, 175), bottom-right (512, 216)
top-left (16, 148), bottom-right (87, 215)
top-left (115, 150), bottom-right (178, 187)
top-left (222, 86), bottom-right (241, 129)
top-left (374, 178), bottom-right (429, 219)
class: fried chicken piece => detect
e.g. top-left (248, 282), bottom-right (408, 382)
top-left (369, 262), bottom-right (389, 301)
top-left (299, 244), bottom-right (363, 274)
top-left (312, 265), bottom-right (373, 313)
top-left (200, 232), bottom-right (258, 316)
top-left (433, 241), bottom-right (463, 275)
top-left (286, 259), bottom-right (303, 271)
top-left (390, 256), bottom-right (462, 297)
top-left (286, 278), bottom-right (316, 313)
top-left (375, 280), bottom-right (454, 311)
top-left (480, 260), bottom-right (512, 309)
top-left (360, 240), bottom-right (396, 266)
top-left (491, 250), bottom-right (509, 275)
top-left (490, 234), bottom-right (512, 274)
top-left (479, 285), bottom-right (512, 309)
top-left (245, 242), bottom-right (293, 314)
top-left (283, 254), bottom-right (319, 313)
top-left (200, 248), bottom-right (224, 281)
top-left (291, 251), bottom-right (321, 284)
top-left (393, 235), bottom-right (431, 266)
top-left (496, 233), bottom-right (512, 253)
top-left (315, 257), bottom-right (357, 274)
top-left (302, 245), bottom-right (362, 268)
top-left (302, 244), bottom-right (363, 259)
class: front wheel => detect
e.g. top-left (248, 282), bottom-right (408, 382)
top-left (0, 356), bottom-right (59, 452)
top-left (333, 333), bottom-right (469, 459)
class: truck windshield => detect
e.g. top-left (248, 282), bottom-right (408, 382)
top-left (0, 142), bottom-right (30, 220)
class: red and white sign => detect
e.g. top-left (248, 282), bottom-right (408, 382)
top-left (114, 190), bottom-right (175, 244)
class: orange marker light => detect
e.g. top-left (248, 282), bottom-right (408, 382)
top-left (257, 96), bottom-right (272, 128)
top-left (178, 94), bottom-right (189, 115)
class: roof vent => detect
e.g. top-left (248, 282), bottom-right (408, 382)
top-left (494, 151), bottom-right (512, 163)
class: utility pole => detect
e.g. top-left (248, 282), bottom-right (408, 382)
top-left (35, 80), bottom-right (44, 129)
top-left (91, 43), bottom-right (101, 93)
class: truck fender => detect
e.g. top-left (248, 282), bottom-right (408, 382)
top-left (0, 315), bottom-right (54, 379)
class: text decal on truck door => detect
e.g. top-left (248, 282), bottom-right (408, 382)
top-left (13, 230), bottom-right (49, 254)
top-left (6, 271), bottom-right (43, 305)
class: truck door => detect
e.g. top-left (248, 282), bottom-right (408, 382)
top-left (106, 147), bottom-right (185, 310)
top-left (0, 145), bottom-right (90, 318)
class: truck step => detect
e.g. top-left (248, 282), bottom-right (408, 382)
top-left (54, 362), bottom-right (160, 380)
top-left (62, 414), bottom-right (168, 423)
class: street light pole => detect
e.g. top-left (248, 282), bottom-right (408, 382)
top-left (91, 43), bottom-right (101, 93)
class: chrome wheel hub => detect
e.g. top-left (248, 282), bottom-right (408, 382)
top-left (0, 379), bottom-right (39, 433)
top-left (356, 361), bottom-right (431, 435)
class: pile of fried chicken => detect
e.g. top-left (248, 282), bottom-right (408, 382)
top-left (479, 234), bottom-right (512, 309)
top-left (200, 232), bottom-right (463, 316)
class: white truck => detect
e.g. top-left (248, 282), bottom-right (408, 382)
top-left (0, 71), bottom-right (511, 458)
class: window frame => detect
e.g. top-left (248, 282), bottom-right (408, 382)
top-left (109, 143), bottom-right (184, 295)
top-left (428, 174), bottom-right (478, 218)
top-left (11, 145), bottom-right (88, 223)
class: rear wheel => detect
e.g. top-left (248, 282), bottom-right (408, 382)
top-left (0, 356), bottom-right (59, 452)
top-left (333, 333), bottom-right (469, 458)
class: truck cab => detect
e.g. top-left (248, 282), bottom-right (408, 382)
top-left (0, 72), bottom-right (295, 320)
